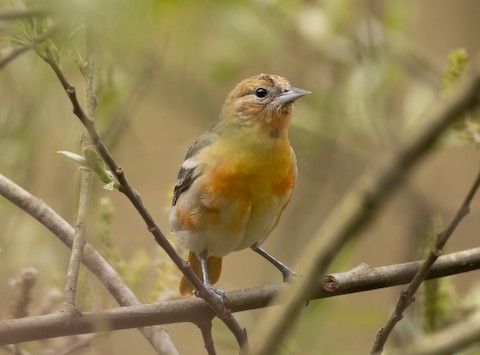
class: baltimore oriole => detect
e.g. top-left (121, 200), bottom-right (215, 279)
top-left (170, 73), bottom-right (310, 295)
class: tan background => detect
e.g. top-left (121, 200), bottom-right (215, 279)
top-left (2, 0), bottom-right (480, 354)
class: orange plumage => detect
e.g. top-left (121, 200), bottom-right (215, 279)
top-left (170, 74), bottom-right (310, 295)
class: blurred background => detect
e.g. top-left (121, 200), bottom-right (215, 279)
top-left (1, 0), bottom-right (480, 354)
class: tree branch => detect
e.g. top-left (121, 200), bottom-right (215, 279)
top-left (370, 163), bottom-right (480, 354)
top-left (321, 247), bottom-right (480, 296)
top-left (2, 246), bottom-right (480, 345)
top-left (251, 70), bottom-right (480, 355)
top-left (63, 22), bottom-right (96, 309)
top-left (40, 44), bottom-right (248, 350)
top-left (0, 173), bottom-right (178, 355)
top-left (197, 320), bottom-right (217, 355)
top-left (63, 159), bottom-right (91, 307)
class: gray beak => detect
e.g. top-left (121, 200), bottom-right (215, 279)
top-left (277, 87), bottom-right (311, 105)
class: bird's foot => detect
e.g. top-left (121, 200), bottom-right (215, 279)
top-left (207, 284), bottom-right (226, 300)
top-left (195, 284), bottom-right (230, 314)
top-left (196, 283), bottom-right (227, 304)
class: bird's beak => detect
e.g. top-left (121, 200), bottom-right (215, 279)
top-left (277, 87), bottom-right (311, 105)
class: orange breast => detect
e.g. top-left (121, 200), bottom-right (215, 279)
top-left (205, 145), bottom-right (294, 202)
top-left (195, 134), bottom-right (296, 238)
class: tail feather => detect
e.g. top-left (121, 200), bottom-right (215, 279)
top-left (179, 252), bottom-right (222, 295)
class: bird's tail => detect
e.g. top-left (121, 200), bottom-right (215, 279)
top-left (179, 252), bottom-right (222, 295)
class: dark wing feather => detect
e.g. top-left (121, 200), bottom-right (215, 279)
top-left (172, 129), bottom-right (218, 206)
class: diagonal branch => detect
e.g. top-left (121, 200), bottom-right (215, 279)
top-left (0, 173), bottom-right (178, 355)
top-left (63, 22), bottom-right (96, 309)
top-left (251, 70), bottom-right (480, 355)
top-left (39, 45), bottom-right (248, 350)
top-left (2, 246), bottom-right (480, 345)
top-left (370, 164), bottom-right (480, 354)
top-left (63, 166), bottom-right (91, 307)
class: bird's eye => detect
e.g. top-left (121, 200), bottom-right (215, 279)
top-left (254, 88), bottom-right (268, 98)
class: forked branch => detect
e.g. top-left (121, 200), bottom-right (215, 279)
top-left (39, 45), bottom-right (248, 350)
top-left (370, 164), bottom-right (480, 354)
top-left (2, 246), bottom-right (480, 345)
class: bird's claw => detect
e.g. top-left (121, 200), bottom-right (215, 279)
top-left (208, 285), bottom-right (226, 300)
top-left (197, 284), bottom-right (228, 305)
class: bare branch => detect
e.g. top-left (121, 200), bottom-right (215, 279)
top-left (63, 163), bottom-right (91, 307)
top-left (63, 22), bottom-right (95, 309)
top-left (40, 44), bottom-right (248, 350)
top-left (370, 164), bottom-right (480, 354)
top-left (0, 173), bottom-right (178, 355)
top-left (197, 320), bottom-right (217, 355)
top-left (321, 247), bottom-right (480, 296)
top-left (251, 70), bottom-right (480, 355)
top-left (2, 247), bottom-right (480, 345)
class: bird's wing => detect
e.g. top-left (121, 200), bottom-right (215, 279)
top-left (172, 129), bottom-right (219, 206)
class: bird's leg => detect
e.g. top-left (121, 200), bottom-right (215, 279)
top-left (251, 246), bottom-right (298, 281)
top-left (199, 251), bottom-right (226, 300)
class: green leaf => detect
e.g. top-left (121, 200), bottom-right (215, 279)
top-left (59, 148), bottom-right (120, 190)
top-left (57, 150), bottom-right (88, 168)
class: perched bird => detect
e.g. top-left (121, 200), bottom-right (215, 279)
top-left (170, 73), bottom-right (310, 295)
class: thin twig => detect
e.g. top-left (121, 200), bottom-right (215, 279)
top-left (251, 70), bottom-right (480, 355)
top-left (64, 22), bottom-right (97, 307)
top-left (0, 26), bottom-right (56, 70)
top-left (2, 246), bottom-right (480, 345)
top-left (63, 22), bottom-right (95, 308)
top-left (370, 164), bottom-right (480, 354)
top-left (63, 159), bottom-right (91, 307)
top-left (197, 320), bottom-right (217, 355)
top-left (0, 173), bottom-right (178, 355)
top-left (40, 45), bottom-right (248, 350)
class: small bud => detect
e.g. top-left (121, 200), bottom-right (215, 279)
top-left (58, 150), bottom-right (88, 168)
top-left (59, 148), bottom-right (120, 189)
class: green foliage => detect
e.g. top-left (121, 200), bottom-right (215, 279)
top-left (58, 148), bottom-right (119, 190)
top-left (441, 49), bottom-right (480, 148)
top-left (442, 49), bottom-right (469, 96)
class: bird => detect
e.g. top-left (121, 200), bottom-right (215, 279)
top-left (170, 73), bottom-right (310, 296)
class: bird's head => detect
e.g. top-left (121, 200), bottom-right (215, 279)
top-left (220, 74), bottom-right (310, 138)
